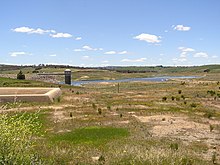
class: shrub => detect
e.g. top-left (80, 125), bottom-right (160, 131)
top-left (178, 90), bottom-right (182, 94)
top-left (190, 103), bottom-right (197, 108)
top-left (17, 70), bottom-right (25, 80)
top-left (107, 105), bottom-right (111, 111)
top-left (57, 96), bottom-right (61, 102)
top-left (204, 111), bottom-right (215, 119)
top-left (171, 96), bottom-right (175, 101)
top-left (98, 155), bottom-right (105, 164)
top-left (92, 103), bottom-right (97, 109)
top-left (98, 108), bottom-right (102, 115)
top-left (209, 125), bottom-right (214, 132)
top-left (162, 97), bottom-right (167, 101)
top-left (69, 112), bottom-right (73, 118)
top-left (0, 112), bottom-right (42, 164)
top-left (207, 90), bottom-right (216, 96)
top-left (204, 69), bottom-right (210, 72)
top-left (32, 70), bottom-right (39, 73)
top-left (180, 82), bottom-right (186, 85)
top-left (212, 152), bottom-right (217, 164)
top-left (170, 143), bottom-right (179, 150)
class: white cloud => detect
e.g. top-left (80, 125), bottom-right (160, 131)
top-left (50, 33), bottom-right (72, 38)
top-left (194, 52), bottom-right (208, 58)
top-left (13, 27), bottom-right (34, 33)
top-left (134, 33), bottom-right (161, 43)
top-left (121, 58), bottom-right (147, 62)
top-left (74, 49), bottom-right (84, 52)
top-left (104, 50), bottom-right (128, 55)
top-left (178, 47), bottom-right (195, 52)
top-left (180, 52), bottom-right (187, 58)
top-left (173, 25), bottom-right (191, 31)
top-left (12, 26), bottom-right (55, 34)
top-left (49, 54), bottom-right (57, 57)
top-left (118, 51), bottom-right (128, 54)
top-left (172, 58), bottom-right (187, 63)
top-left (9, 51), bottom-right (29, 57)
top-left (82, 55), bottom-right (90, 60)
top-left (75, 37), bottom-right (82, 40)
top-left (104, 51), bottom-right (117, 55)
top-left (212, 55), bottom-right (218, 58)
top-left (102, 60), bottom-right (109, 63)
top-left (173, 46), bottom-right (195, 63)
top-left (75, 45), bottom-right (102, 52)
top-left (82, 45), bottom-right (95, 50)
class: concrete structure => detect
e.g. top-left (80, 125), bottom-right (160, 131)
top-left (0, 87), bottom-right (62, 103)
top-left (38, 69), bottom-right (72, 85)
top-left (64, 69), bottom-right (71, 85)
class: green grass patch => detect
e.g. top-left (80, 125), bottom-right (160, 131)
top-left (0, 77), bottom-right (56, 87)
top-left (51, 126), bottom-right (129, 145)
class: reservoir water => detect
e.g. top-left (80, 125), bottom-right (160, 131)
top-left (70, 76), bottom-right (199, 86)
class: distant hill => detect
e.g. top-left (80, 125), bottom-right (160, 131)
top-left (0, 64), bottom-right (219, 73)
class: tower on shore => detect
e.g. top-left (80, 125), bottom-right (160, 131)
top-left (64, 69), bottom-right (71, 85)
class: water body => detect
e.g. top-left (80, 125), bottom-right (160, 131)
top-left (70, 76), bottom-right (199, 86)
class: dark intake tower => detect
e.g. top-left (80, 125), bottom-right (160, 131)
top-left (64, 69), bottom-right (71, 85)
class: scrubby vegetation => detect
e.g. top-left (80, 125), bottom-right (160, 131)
top-left (0, 65), bottom-right (220, 164)
top-left (0, 112), bottom-right (42, 164)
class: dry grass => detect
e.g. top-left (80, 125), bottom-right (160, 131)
top-left (1, 73), bottom-right (220, 164)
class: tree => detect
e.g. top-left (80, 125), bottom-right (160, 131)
top-left (17, 70), bottom-right (25, 80)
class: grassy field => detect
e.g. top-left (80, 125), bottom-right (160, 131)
top-left (0, 65), bottom-right (220, 164)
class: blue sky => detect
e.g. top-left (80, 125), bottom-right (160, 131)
top-left (1, 0), bottom-right (220, 66)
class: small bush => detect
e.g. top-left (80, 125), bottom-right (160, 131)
top-left (32, 70), bottom-right (39, 73)
top-left (207, 90), bottom-right (216, 96)
top-left (209, 125), bottom-right (214, 132)
top-left (17, 70), bottom-right (25, 80)
top-left (212, 152), bottom-right (217, 164)
top-left (181, 82), bottom-right (186, 85)
top-left (98, 108), bottom-right (102, 115)
top-left (171, 96), bottom-right (175, 101)
top-left (0, 112), bottom-right (42, 163)
top-left (178, 90), bottom-right (182, 94)
top-left (98, 155), bottom-right (105, 164)
top-left (190, 103), bottom-right (197, 108)
top-left (57, 97), bottom-right (61, 102)
top-left (170, 143), bottom-right (179, 150)
top-left (204, 111), bottom-right (215, 119)
top-left (162, 96), bottom-right (167, 101)
top-left (70, 112), bottom-right (73, 118)
top-left (92, 103), bottom-right (97, 109)
top-left (107, 105), bottom-right (111, 111)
